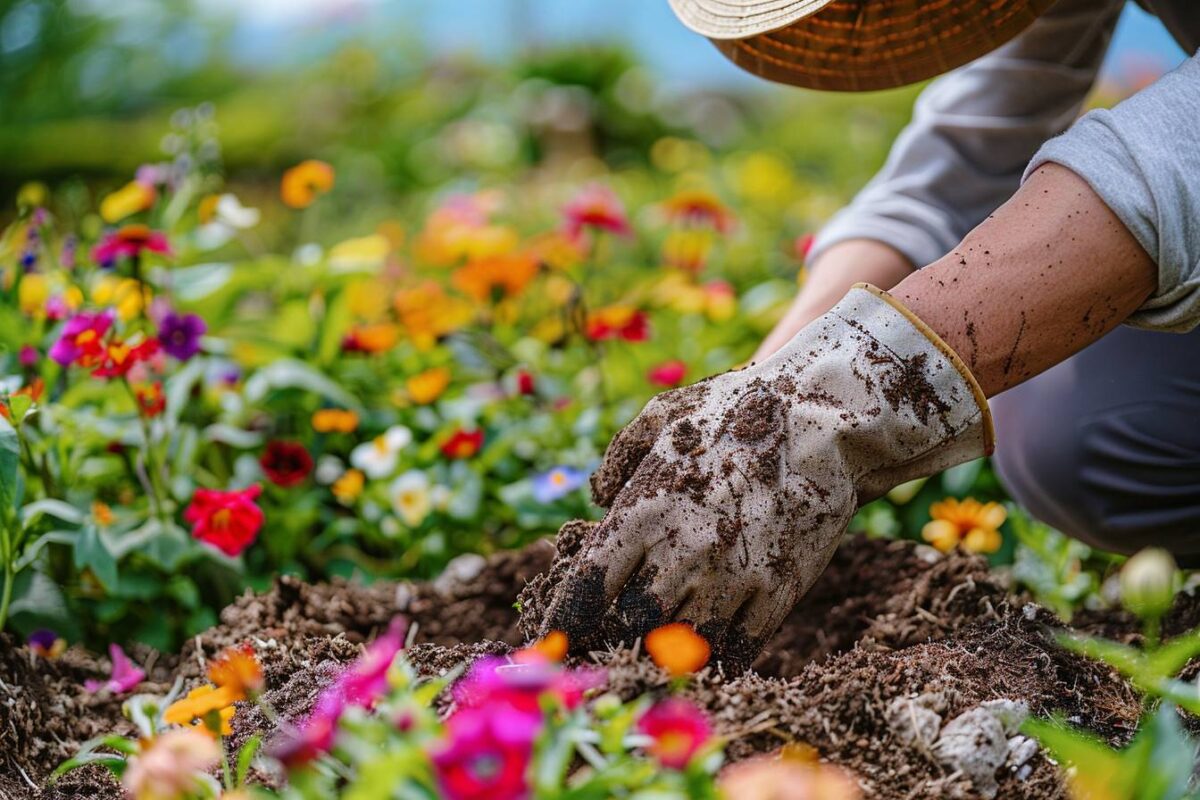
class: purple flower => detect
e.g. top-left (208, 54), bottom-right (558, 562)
top-left (28, 629), bottom-right (65, 658)
top-left (532, 466), bottom-right (587, 503)
top-left (157, 311), bottom-right (207, 361)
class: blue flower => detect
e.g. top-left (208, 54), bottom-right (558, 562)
top-left (532, 466), bottom-right (587, 503)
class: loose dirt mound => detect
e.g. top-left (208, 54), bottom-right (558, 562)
top-left (1, 535), bottom-right (1169, 799)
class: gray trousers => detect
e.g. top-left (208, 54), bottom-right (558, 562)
top-left (992, 325), bottom-right (1200, 563)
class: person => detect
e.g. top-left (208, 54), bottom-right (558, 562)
top-left (536, 0), bottom-right (1200, 667)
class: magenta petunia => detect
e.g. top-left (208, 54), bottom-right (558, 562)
top-left (84, 644), bottom-right (146, 695)
top-left (49, 309), bottom-right (115, 367)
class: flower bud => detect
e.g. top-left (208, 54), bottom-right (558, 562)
top-left (1120, 547), bottom-right (1179, 621)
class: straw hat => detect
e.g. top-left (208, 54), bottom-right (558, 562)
top-left (669, 0), bottom-right (1058, 91)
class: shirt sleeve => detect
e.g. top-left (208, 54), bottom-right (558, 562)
top-left (1027, 52), bottom-right (1200, 332)
top-left (810, 0), bottom-right (1125, 269)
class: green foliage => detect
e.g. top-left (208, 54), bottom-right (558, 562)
top-left (1024, 704), bottom-right (1199, 800)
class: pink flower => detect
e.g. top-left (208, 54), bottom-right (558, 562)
top-left (270, 688), bottom-right (343, 768)
top-left (431, 704), bottom-right (537, 800)
top-left (123, 729), bottom-right (218, 800)
top-left (49, 309), bottom-right (115, 367)
top-left (636, 698), bottom-right (712, 769)
top-left (648, 360), bottom-right (686, 387)
top-left (18, 345), bottom-right (38, 368)
top-left (336, 617), bottom-right (407, 707)
top-left (183, 485), bottom-right (264, 557)
top-left (84, 644), bottom-right (146, 694)
top-left (92, 224), bottom-right (171, 268)
top-left (562, 184), bottom-right (631, 243)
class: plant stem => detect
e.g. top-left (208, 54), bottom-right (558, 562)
top-left (0, 560), bottom-right (14, 633)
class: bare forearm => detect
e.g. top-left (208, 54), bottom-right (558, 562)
top-left (753, 239), bottom-right (914, 362)
top-left (896, 163), bottom-right (1156, 397)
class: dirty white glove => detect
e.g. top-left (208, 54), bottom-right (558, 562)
top-left (538, 284), bottom-right (993, 669)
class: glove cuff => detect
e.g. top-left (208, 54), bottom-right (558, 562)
top-left (852, 283), bottom-right (994, 455)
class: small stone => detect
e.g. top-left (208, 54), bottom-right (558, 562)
top-left (886, 692), bottom-right (945, 748)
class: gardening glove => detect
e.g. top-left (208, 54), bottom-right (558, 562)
top-left (537, 284), bottom-right (993, 669)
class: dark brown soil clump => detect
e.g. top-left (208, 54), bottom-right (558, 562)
top-left (3, 534), bottom-right (1185, 799)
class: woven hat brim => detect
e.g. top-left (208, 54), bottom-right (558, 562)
top-left (675, 0), bottom-right (1058, 92)
top-left (668, 0), bottom-right (838, 40)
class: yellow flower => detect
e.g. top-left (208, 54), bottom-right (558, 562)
top-left (312, 409), bottom-right (360, 434)
top-left (18, 273), bottom-right (49, 316)
top-left (100, 181), bottom-right (156, 224)
top-left (344, 279), bottom-right (389, 322)
top-left (329, 234), bottom-right (391, 273)
top-left (164, 685), bottom-right (236, 738)
top-left (526, 231), bottom-right (583, 271)
top-left (406, 367), bottom-right (451, 405)
top-left (332, 469), bottom-right (365, 504)
top-left (344, 323), bottom-right (399, 354)
top-left (92, 501), bottom-right (115, 527)
top-left (92, 276), bottom-right (151, 321)
top-left (17, 181), bottom-right (49, 209)
top-left (281, 160), bottom-right (335, 209)
top-left (921, 497), bottom-right (1007, 554)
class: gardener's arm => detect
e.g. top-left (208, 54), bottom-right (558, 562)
top-left (754, 0), bottom-right (1123, 362)
top-left (537, 53), bottom-right (1200, 666)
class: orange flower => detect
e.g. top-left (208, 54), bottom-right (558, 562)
top-left (281, 160), bottom-right (335, 209)
top-left (406, 367), bottom-right (451, 405)
top-left (342, 323), bottom-right (399, 354)
top-left (451, 253), bottom-right (539, 303)
top-left (720, 759), bottom-right (862, 800)
top-left (164, 684), bottom-right (236, 737)
top-left (393, 281), bottom-right (473, 349)
top-left (92, 501), bottom-right (116, 527)
top-left (921, 497), bottom-right (1007, 554)
top-left (645, 622), bottom-right (710, 677)
top-left (207, 644), bottom-right (263, 702)
top-left (312, 409), bottom-right (360, 434)
top-left (514, 630), bottom-right (568, 664)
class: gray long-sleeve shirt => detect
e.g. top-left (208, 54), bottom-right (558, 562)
top-left (811, 0), bottom-right (1200, 331)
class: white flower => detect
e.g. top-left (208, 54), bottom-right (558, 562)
top-left (1121, 547), bottom-right (1179, 620)
top-left (350, 426), bottom-right (413, 479)
top-left (213, 194), bottom-right (261, 229)
top-left (195, 194), bottom-right (261, 250)
top-left (391, 470), bottom-right (432, 527)
top-left (314, 455), bottom-right (345, 485)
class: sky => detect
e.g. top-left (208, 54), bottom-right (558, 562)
top-left (201, 0), bottom-right (1188, 88)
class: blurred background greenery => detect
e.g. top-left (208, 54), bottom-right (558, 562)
top-left (0, 0), bottom-right (1184, 218)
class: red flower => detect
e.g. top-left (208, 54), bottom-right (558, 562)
top-left (92, 338), bottom-right (160, 379)
top-left (92, 224), bottom-right (171, 267)
top-left (795, 233), bottom-right (815, 262)
top-left (259, 441), bottom-right (313, 488)
top-left (515, 370), bottom-right (535, 396)
top-left (184, 485), bottom-right (264, 557)
top-left (648, 360), bottom-right (686, 387)
top-left (134, 382), bottom-right (166, 417)
top-left (441, 428), bottom-right (484, 459)
top-left (637, 698), bottom-right (712, 769)
top-left (562, 184), bottom-right (631, 243)
top-left (585, 307), bottom-right (649, 342)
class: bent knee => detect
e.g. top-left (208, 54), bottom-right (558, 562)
top-left (993, 390), bottom-right (1200, 559)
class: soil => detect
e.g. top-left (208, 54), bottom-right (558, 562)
top-left (2, 534), bottom-right (1183, 800)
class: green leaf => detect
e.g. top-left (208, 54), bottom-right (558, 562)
top-left (1147, 630), bottom-right (1200, 679)
top-left (236, 733), bottom-right (264, 787)
top-left (49, 753), bottom-right (127, 781)
top-left (243, 359), bottom-right (361, 410)
top-left (75, 523), bottom-right (118, 590)
top-left (0, 415), bottom-right (18, 509)
top-left (1055, 631), bottom-right (1145, 677)
top-left (1021, 716), bottom-right (1129, 798)
top-left (21, 499), bottom-right (85, 526)
top-left (1137, 704), bottom-right (1195, 800)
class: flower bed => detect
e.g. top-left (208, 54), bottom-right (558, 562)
top-left (4, 533), bottom-right (1176, 800)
